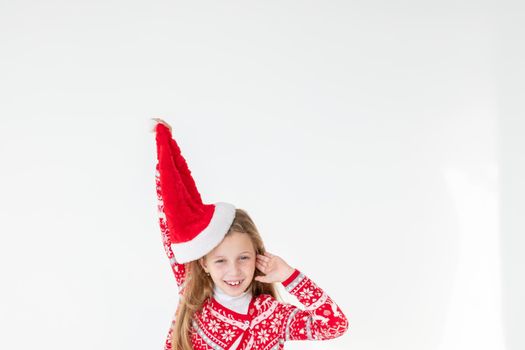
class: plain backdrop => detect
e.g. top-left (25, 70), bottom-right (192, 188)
top-left (1, 1), bottom-right (524, 350)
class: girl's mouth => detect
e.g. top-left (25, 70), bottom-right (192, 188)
top-left (224, 279), bottom-right (244, 287)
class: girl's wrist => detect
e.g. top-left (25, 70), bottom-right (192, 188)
top-left (281, 267), bottom-right (297, 285)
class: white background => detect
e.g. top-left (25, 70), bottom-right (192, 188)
top-left (1, 1), bottom-right (524, 350)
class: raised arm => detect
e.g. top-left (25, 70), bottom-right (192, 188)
top-left (255, 252), bottom-right (349, 341)
top-left (155, 163), bottom-right (188, 295)
top-left (280, 269), bottom-right (349, 341)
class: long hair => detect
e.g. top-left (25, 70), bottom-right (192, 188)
top-left (171, 208), bottom-right (281, 350)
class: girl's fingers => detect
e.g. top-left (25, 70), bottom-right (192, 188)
top-left (257, 254), bottom-right (269, 261)
top-left (151, 118), bottom-right (172, 132)
top-left (257, 260), bottom-right (268, 269)
top-left (258, 258), bottom-right (270, 267)
top-left (257, 254), bottom-right (271, 262)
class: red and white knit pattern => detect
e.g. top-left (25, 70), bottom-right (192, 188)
top-left (155, 169), bottom-right (349, 349)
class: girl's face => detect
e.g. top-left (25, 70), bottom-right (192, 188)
top-left (200, 231), bottom-right (256, 297)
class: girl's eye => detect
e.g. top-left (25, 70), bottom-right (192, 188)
top-left (215, 259), bottom-right (224, 264)
top-left (240, 256), bottom-right (249, 260)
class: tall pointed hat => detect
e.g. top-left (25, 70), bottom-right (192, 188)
top-left (152, 119), bottom-right (236, 263)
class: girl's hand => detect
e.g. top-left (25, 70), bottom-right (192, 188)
top-left (255, 252), bottom-right (295, 284)
top-left (150, 118), bottom-right (172, 133)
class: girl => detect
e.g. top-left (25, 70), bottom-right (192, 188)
top-left (152, 119), bottom-right (349, 350)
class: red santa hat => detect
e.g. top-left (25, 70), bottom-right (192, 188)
top-left (152, 119), bottom-right (236, 263)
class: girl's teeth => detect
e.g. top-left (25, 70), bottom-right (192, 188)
top-left (226, 280), bottom-right (242, 286)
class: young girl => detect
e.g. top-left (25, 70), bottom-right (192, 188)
top-left (152, 119), bottom-right (349, 349)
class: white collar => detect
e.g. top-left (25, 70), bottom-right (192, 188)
top-left (213, 285), bottom-right (253, 314)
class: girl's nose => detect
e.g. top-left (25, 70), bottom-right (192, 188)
top-left (229, 261), bottom-right (242, 274)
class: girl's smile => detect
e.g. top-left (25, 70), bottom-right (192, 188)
top-left (224, 279), bottom-right (244, 286)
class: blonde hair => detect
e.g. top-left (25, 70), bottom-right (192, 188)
top-left (171, 208), bottom-right (281, 350)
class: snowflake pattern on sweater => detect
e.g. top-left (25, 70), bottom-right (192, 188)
top-left (155, 166), bottom-right (349, 349)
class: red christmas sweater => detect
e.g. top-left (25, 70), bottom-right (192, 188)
top-left (155, 168), bottom-right (349, 349)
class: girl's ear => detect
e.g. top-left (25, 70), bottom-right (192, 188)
top-left (199, 257), bottom-right (208, 273)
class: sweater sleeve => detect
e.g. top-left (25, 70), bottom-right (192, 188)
top-left (155, 163), bottom-right (188, 295)
top-left (279, 269), bottom-right (349, 341)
